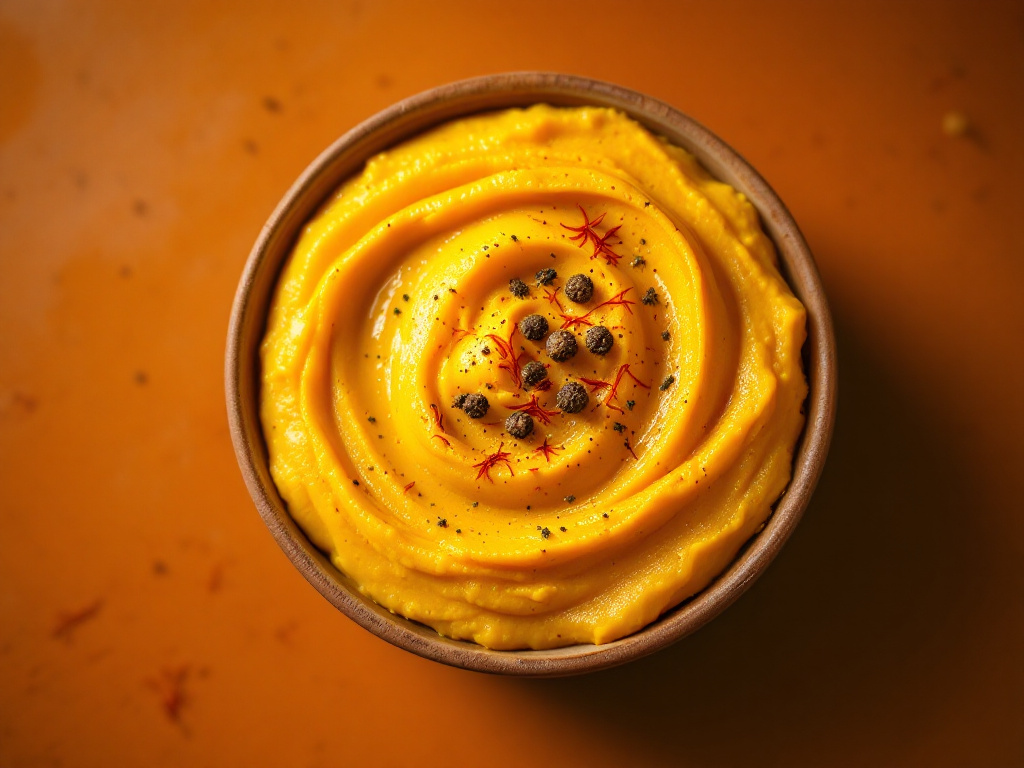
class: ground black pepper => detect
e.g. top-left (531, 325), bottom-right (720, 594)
top-left (641, 287), bottom-right (658, 305)
top-left (535, 267), bottom-right (557, 286)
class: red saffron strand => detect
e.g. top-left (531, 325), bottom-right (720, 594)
top-left (472, 442), bottom-right (514, 483)
top-left (429, 403), bottom-right (445, 433)
top-left (432, 434), bottom-right (451, 448)
top-left (534, 378), bottom-right (553, 392)
top-left (604, 363), bottom-right (652, 413)
top-left (579, 363), bottom-right (652, 413)
top-left (543, 286), bottom-right (565, 312)
top-left (578, 377), bottom-right (612, 393)
top-left (559, 287), bottom-right (636, 330)
top-left (615, 362), bottom-right (652, 390)
top-left (592, 225), bottom-right (624, 266)
top-left (507, 394), bottom-right (560, 425)
top-left (560, 204), bottom-right (624, 265)
top-left (533, 437), bottom-right (561, 463)
top-left (403, 481), bottom-right (416, 493)
top-left (560, 204), bottom-right (606, 246)
top-left (624, 438), bottom-right (639, 460)
top-left (486, 325), bottom-right (526, 390)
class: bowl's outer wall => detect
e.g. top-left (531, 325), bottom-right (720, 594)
top-left (226, 72), bottom-right (837, 676)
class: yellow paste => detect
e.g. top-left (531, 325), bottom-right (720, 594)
top-left (260, 105), bottom-right (807, 649)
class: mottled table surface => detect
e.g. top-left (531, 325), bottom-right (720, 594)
top-left (1, 2), bottom-right (1021, 766)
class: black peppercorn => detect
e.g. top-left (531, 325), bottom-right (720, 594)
top-left (460, 393), bottom-right (489, 418)
top-left (519, 314), bottom-right (549, 341)
top-left (556, 381), bottom-right (588, 413)
top-left (564, 273), bottom-right (594, 303)
top-left (641, 287), bottom-right (658, 305)
top-left (505, 411), bottom-right (534, 439)
top-left (509, 278), bottom-right (529, 298)
top-left (584, 325), bottom-right (614, 355)
top-left (535, 267), bottom-right (557, 286)
top-left (521, 361), bottom-right (548, 388)
top-left (546, 330), bottom-right (578, 362)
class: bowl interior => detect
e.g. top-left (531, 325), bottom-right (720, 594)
top-left (226, 72), bottom-right (836, 676)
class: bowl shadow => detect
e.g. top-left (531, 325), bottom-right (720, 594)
top-left (517, 278), bottom-right (997, 765)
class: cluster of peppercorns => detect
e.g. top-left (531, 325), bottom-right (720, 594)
top-left (452, 269), bottom-right (622, 440)
top-left (520, 272), bottom-right (616, 418)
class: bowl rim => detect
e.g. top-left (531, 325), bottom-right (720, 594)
top-left (226, 71), bottom-right (837, 676)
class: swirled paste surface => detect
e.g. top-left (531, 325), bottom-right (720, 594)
top-left (260, 106), bottom-right (807, 649)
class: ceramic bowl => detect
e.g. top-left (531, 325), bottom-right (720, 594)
top-left (226, 72), bottom-right (837, 676)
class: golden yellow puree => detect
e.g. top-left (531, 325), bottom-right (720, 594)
top-left (260, 105), bottom-right (807, 650)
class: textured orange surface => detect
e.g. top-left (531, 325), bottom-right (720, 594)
top-left (1, 2), bottom-right (1021, 766)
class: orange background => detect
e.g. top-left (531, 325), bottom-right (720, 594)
top-left (1, 2), bottom-right (1022, 766)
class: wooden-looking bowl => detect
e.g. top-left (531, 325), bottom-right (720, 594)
top-left (226, 73), bottom-right (837, 676)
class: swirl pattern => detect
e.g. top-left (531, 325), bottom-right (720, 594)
top-left (260, 106), bottom-right (807, 649)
